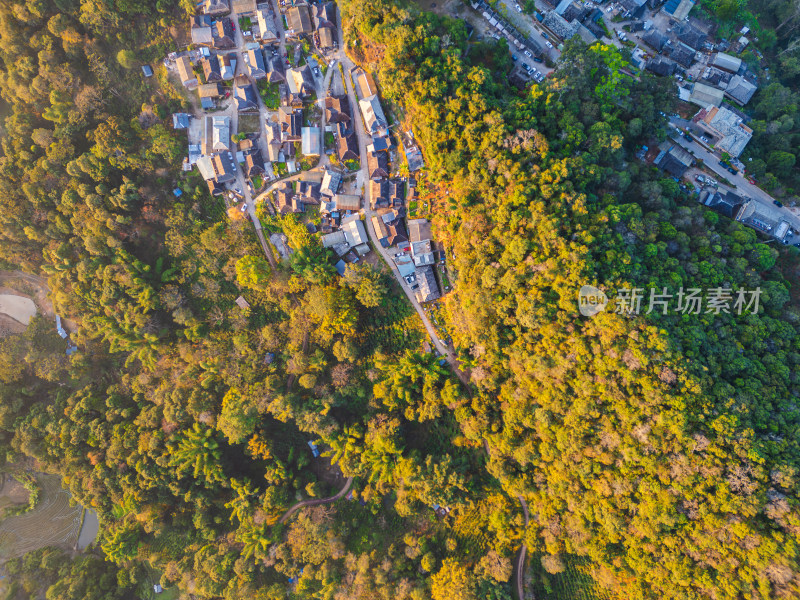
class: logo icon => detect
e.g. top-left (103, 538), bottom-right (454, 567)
top-left (578, 285), bottom-right (607, 317)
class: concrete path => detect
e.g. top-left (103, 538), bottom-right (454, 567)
top-left (277, 477), bottom-right (354, 524)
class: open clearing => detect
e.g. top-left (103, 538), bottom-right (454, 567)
top-left (77, 509), bottom-right (99, 550)
top-left (0, 294), bottom-right (36, 325)
top-left (0, 474), bottom-right (82, 560)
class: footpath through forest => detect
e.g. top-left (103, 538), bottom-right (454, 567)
top-left (277, 477), bottom-right (354, 524)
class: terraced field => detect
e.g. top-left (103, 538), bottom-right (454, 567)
top-left (0, 474), bottom-right (82, 559)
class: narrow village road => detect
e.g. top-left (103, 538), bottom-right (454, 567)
top-left (514, 495), bottom-right (531, 600)
top-left (277, 477), bottom-right (354, 524)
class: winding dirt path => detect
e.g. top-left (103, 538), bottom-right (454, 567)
top-left (277, 477), bottom-right (354, 524)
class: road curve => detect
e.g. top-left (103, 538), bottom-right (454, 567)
top-left (514, 494), bottom-right (531, 600)
top-left (277, 476), bottom-right (354, 524)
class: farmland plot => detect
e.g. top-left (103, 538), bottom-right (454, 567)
top-left (0, 474), bottom-right (82, 559)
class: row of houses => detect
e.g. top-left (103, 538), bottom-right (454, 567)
top-left (470, 0), bottom-right (544, 56)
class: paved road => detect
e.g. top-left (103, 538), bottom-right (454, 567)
top-left (495, 0), bottom-right (558, 69)
top-left (277, 476), bottom-right (354, 524)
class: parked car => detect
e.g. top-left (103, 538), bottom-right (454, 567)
top-left (240, 203), bottom-right (248, 213)
top-left (683, 132), bottom-right (692, 141)
top-left (515, 3), bottom-right (522, 10)
top-left (524, 49), bottom-right (532, 57)
top-left (532, 56), bottom-right (543, 63)
top-left (545, 41), bottom-right (554, 48)
top-left (511, 54), bottom-right (518, 61)
top-left (313, 67), bottom-right (321, 77)
top-left (728, 167), bottom-right (736, 174)
top-left (542, 32), bottom-right (548, 39)
top-left (774, 200), bottom-right (784, 207)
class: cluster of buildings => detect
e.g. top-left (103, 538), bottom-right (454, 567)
top-left (618, 4), bottom-right (760, 112)
top-left (538, 0), bottom-right (610, 45)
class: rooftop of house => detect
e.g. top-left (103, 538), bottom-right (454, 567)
top-left (367, 151), bottom-right (389, 179)
top-left (725, 75), bottom-right (758, 105)
top-left (642, 29), bottom-right (668, 51)
top-left (233, 75), bottom-right (258, 110)
top-left (543, 11), bottom-right (580, 40)
top-left (359, 95), bottom-right (387, 134)
top-left (667, 44), bottom-right (696, 67)
top-left (703, 105), bottom-right (753, 157)
top-left (415, 266), bottom-right (441, 303)
top-left (711, 52), bottom-right (742, 73)
top-left (646, 57), bottom-right (676, 77)
top-left (688, 82), bottom-right (725, 107)
top-left (674, 23), bottom-right (707, 50)
top-left (408, 218), bottom-right (432, 243)
top-left (287, 4), bottom-right (313, 34)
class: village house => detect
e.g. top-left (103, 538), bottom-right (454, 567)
top-left (693, 105), bottom-right (753, 158)
top-left (201, 0), bottom-right (229, 16)
top-left (321, 169), bottom-right (342, 196)
top-left (212, 19), bottom-right (236, 49)
top-left (666, 44), bottom-right (696, 68)
top-left (724, 75), bottom-right (758, 106)
top-left (372, 209), bottom-right (408, 247)
top-left (687, 82), bottom-right (725, 107)
top-left (642, 30), bottom-right (668, 52)
top-left (367, 151), bottom-right (389, 180)
top-left (415, 266), bottom-right (441, 303)
top-left (197, 151), bottom-right (237, 195)
top-left (287, 4), bottom-right (313, 35)
top-left (233, 74), bottom-right (259, 111)
top-left (244, 149), bottom-right (266, 179)
top-left (341, 217), bottom-right (370, 255)
top-left (202, 115), bottom-right (231, 155)
top-left (354, 69), bottom-right (378, 99)
top-left (702, 189), bottom-right (745, 220)
top-left (191, 16), bottom-right (214, 45)
top-left (359, 95), bottom-right (388, 136)
top-left (333, 194), bottom-right (361, 213)
top-left (298, 181), bottom-right (322, 205)
top-left (176, 55), bottom-right (197, 88)
top-left (202, 54), bottom-right (223, 82)
top-left (301, 127), bottom-right (321, 156)
top-left (315, 2), bottom-right (336, 28)
top-left (288, 66), bottom-right (315, 97)
top-left (646, 57), bottom-right (676, 77)
top-left (654, 143), bottom-right (694, 177)
top-left (256, 8), bottom-right (279, 43)
top-left (198, 82), bottom-right (223, 101)
top-left (264, 123), bottom-right (283, 162)
top-left (172, 113), bottom-right (191, 130)
top-left (274, 183), bottom-right (306, 214)
top-left (245, 48), bottom-right (267, 78)
top-left (325, 94), bottom-right (352, 124)
top-left (231, 0), bottom-right (256, 14)
top-left (662, 0), bottom-right (695, 19)
top-left (674, 23), bottom-right (707, 51)
top-left (337, 125), bottom-right (359, 162)
top-left (265, 56), bottom-right (286, 83)
top-left (370, 179), bottom-right (390, 209)
top-left (279, 107), bottom-right (302, 141)
top-left (711, 52), bottom-right (742, 74)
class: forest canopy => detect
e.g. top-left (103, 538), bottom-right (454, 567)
top-left (0, 0), bottom-right (799, 599)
